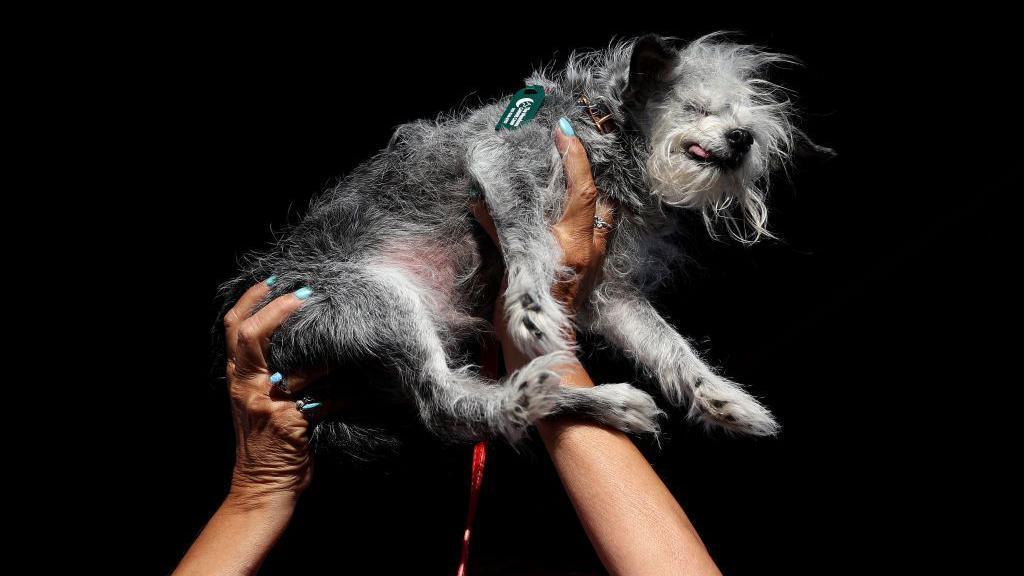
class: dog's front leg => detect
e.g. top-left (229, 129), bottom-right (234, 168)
top-left (468, 140), bottom-right (573, 358)
top-left (584, 285), bottom-right (778, 436)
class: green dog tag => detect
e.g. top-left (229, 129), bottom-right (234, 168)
top-left (496, 85), bottom-right (545, 131)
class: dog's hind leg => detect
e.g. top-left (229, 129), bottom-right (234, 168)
top-left (376, 265), bottom-right (576, 444)
top-left (274, 263), bottom-right (568, 445)
top-left (261, 262), bottom-right (664, 441)
top-left (584, 286), bottom-right (778, 436)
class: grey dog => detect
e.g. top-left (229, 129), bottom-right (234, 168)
top-left (221, 33), bottom-right (821, 456)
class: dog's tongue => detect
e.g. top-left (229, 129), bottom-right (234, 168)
top-left (688, 144), bottom-right (710, 159)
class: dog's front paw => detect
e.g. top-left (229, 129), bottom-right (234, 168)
top-left (504, 288), bottom-right (572, 358)
top-left (586, 383), bottom-right (665, 435)
top-left (690, 372), bottom-right (778, 436)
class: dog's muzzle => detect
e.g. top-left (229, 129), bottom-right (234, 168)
top-left (721, 128), bottom-right (753, 168)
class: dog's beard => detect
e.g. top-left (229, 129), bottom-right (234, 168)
top-left (646, 116), bottom-right (774, 244)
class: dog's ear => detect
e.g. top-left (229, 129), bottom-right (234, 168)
top-left (623, 34), bottom-right (679, 110)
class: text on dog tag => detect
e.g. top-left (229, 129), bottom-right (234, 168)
top-left (496, 85), bottom-right (545, 131)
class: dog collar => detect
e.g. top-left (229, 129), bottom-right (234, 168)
top-left (578, 95), bottom-right (616, 134)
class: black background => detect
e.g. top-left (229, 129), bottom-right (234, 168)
top-left (80, 10), bottom-right (998, 575)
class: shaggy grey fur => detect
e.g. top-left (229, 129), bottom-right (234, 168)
top-left (221, 33), bottom-right (817, 456)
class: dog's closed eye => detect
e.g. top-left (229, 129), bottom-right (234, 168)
top-left (684, 101), bottom-right (711, 116)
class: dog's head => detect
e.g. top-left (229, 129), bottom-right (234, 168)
top-left (622, 34), bottom-right (798, 243)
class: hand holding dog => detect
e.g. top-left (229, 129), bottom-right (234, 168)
top-left (547, 124), bottom-right (616, 314)
top-left (222, 282), bottom-right (329, 502)
top-left (176, 283), bottom-right (334, 575)
top-left (471, 120), bottom-right (614, 348)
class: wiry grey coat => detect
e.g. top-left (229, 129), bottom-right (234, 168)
top-left (220, 33), bottom-right (810, 458)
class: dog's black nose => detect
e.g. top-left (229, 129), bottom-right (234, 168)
top-left (726, 128), bottom-right (753, 153)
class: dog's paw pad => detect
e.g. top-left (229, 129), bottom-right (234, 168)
top-left (506, 372), bottom-right (559, 431)
top-left (503, 352), bottom-right (572, 434)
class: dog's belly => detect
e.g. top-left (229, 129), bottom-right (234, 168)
top-left (377, 227), bottom-right (501, 330)
top-left (379, 237), bottom-right (465, 309)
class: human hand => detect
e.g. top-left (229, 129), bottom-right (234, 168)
top-left (222, 281), bottom-right (335, 506)
top-left (470, 118), bottom-right (615, 341)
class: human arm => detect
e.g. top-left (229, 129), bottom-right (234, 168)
top-left (175, 283), bottom-right (329, 575)
top-left (473, 118), bottom-right (722, 575)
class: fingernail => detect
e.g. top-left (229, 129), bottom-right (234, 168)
top-left (269, 372), bottom-right (287, 392)
top-left (265, 275), bottom-right (278, 287)
top-left (294, 287), bottom-right (313, 300)
top-left (558, 117), bottom-right (575, 137)
top-left (300, 402), bottom-right (322, 412)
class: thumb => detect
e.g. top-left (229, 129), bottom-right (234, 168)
top-left (554, 118), bottom-right (598, 237)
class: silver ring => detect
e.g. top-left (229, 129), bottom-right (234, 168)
top-left (593, 215), bottom-right (612, 230)
top-left (296, 395), bottom-right (321, 414)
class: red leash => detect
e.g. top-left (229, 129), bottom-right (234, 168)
top-left (456, 336), bottom-right (500, 576)
top-left (456, 441), bottom-right (487, 576)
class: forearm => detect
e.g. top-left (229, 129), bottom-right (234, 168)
top-left (538, 385), bottom-right (721, 575)
top-left (505, 340), bottom-right (720, 575)
top-left (174, 490), bottom-right (296, 576)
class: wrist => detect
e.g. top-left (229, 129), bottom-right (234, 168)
top-left (227, 476), bottom-right (303, 513)
top-left (223, 488), bottom-right (299, 526)
top-left (556, 356), bottom-right (593, 388)
top-left (175, 486), bottom-right (296, 575)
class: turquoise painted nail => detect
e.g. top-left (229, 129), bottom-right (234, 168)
top-left (300, 402), bottom-right (322, 412)
top-left (265, 275), bottom-right (278, 287)
top-left (294, 287), bottom-right (313, 300)
top-left (558, 117), bottom-right (574, 137)
top-left (270, 372), bottom-right (288, 392)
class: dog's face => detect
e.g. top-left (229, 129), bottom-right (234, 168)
top-left (623, 35), bottom-right (796, 242)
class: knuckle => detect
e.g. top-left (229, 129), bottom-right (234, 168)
top-left (237, 317), bottom-right (267, 346)
top-left (236, 326), bottom-right (257, 346)
top-left (579, 180), bottom-right (597, 195)
top-left (574, 181), bottom-right (598, 201)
